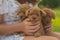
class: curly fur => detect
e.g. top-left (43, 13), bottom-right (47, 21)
top-left (26, 7), bottom-right (46, 37)
top-left (42, 8), bottom-right (55, 33)
top-left (42, 8), bottom-right (60, 39)
top-left (17, 3), bottom-right (30, 21)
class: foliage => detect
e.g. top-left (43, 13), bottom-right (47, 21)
top-left (52, 8), bottom-right (60, 32)
top-left (39, 0), bottom-right (60, 8)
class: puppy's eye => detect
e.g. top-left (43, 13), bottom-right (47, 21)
top-left (23, 11), bottom-right (25, 14)
top-left (37, 14), bottom-right (39, 16)
top-left (29, 13), bottom-right (32, 15)
top-left (23, 13), bottom-right (25, 14)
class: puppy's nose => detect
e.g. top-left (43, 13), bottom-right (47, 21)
top-left (33, 18), bottom-right (36, 20)
top-left (20, 16), bottom-right (22, 18)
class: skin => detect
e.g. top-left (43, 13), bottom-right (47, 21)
top-left (24, 36), bottom-right (59, 40)
top-left (0, 14), bottom-right (4, 24)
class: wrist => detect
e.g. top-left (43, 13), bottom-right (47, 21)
top-left (13, 23), bottom-right (24, 32)
top-left (0, 14), bottom-right (4, 23)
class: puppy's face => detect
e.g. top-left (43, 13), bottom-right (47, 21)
top-left (17, 4), bottom-right (30, 21)
top-left (27, 9), bottom-right (40, 21)
top-left (42, 8), bottom-right (55, 23)
top-left (26, 7), bottom-right (46, 22)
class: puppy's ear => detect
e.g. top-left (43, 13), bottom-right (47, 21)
top-left (50, 11), bottom-right (56, 19)
top-left (40, 10), bottom-right (46, 17)
top-left (26, 8), bottom-right (31, 16)
top-left (43, 8), bottom-right (55, 19)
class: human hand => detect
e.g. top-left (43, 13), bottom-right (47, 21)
top-left (21, 18), bottom-right (40, 36)
top-left (44, 22), bottom-right (52, 32)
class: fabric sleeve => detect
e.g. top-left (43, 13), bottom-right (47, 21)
top-left (0, 0), bottom-right (8, 14)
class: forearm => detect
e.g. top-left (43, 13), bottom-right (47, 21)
top-left (0, 14), bottom-right (4, 24)
top-left (0, 23), bottom-right (23, 35)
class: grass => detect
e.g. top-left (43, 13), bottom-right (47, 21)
top-left (52, 8), bottom-right (60, 32)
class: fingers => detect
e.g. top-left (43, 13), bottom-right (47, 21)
top-left (29, 22), bottom-right (40, 26)
top-left (24, 18), bottom-right (40, 25)
top-left (46, 27), bottom-right (52, 31)
top-left (24, 24), bottom-right (40, 35)
top-left (45, 25), bottom-right (52, 29)
top-left (25, 24), bottom-right (40, 33)
top-left (23, 18), bottom-right (40, 35)
top-left (28, 26), bottom-right (40, 33)
top-left (45, 24), bottom-right (52, 31)
top-left (25, 27), bottom-right (40, 36)
top-left (29, 24), bottom-right (40, 30)
top-left (45, 22), bottom-right (52, 29)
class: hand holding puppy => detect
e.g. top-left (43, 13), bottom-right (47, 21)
top-left (21, 18), bottom-right (40, 36)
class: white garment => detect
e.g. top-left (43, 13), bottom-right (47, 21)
top-left (0, 0), bottom-right (24, 40)
top-left (0, 35), bottom-right (24, 40)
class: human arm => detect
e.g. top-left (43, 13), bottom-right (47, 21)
top-left (0, 18), bottom-right (40, 35)
top-left (0, 22), bottom-right (24, 35)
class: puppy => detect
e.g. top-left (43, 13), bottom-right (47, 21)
top-left (42, 8), bottom-right (60, 39)
top-left (17, 3), bottom-right (30, 21)
top-left (42, 8), bottom-right (55, 33)
top-left (25, 7), bottom-right (46, 37)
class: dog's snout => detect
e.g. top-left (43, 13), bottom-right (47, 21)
top-left (33, 17), bottom-right (36, 20)
top-left (20, 16), bottom-right (23, 18)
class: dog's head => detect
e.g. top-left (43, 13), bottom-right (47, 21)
top-left (42, 8), bottom-right (55, 24)
top-left (17, 4), bottom-right (30, 21)
top-left (26, 7), bottom-right (46, 22)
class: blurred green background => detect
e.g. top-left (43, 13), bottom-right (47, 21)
top-left (52, 8), bottom-right (60, 32)
top-left (38, 0), bottom-right (60, 32)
